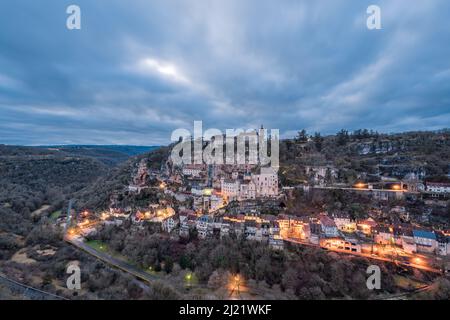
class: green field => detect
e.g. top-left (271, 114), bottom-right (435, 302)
top-left (85, 240), bottom-right (109, 253)
top-left (85, 239), bottom-right (132, 263)
top-left (50, 210), bottom-right (61, 220)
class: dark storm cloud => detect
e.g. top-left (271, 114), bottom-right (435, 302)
top-left (0, 0), bottom-right (449, 145)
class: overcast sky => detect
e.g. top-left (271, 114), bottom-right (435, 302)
top-left (0, 0), bottom-right (449, 145)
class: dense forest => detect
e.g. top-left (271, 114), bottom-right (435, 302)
top-left (0, 152), bottom-right (108, 237)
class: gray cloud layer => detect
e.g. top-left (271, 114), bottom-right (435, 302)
top-left (0, 0), bottom-right (449, 145)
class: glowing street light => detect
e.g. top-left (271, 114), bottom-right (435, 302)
top-left (185, 272), bottom-right (193, 289)
top-left (233, 274), bottom-right (241, 295)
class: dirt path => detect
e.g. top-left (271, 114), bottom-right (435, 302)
top-left (31, 204), bottom-right (51, 218)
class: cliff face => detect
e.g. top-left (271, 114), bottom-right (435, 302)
top-left (279, 130), bottom-right (450, 185)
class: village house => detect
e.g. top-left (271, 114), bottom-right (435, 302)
top-left (109, 208), bottom-right (130, 219)
top-left (260, 221), bottom-right (271, 237)
top-left (319, 237), bottom-right (361, 253)
top-left (332, 212), bottom-right (356, 233)
top-left (161, 215), bottom-right (178, 233)
top-left (277, 216), bottom-right (290, 239)
top-left (392, 224), bottom-right (413, 245)
top-left (425, 182), bottom-right (450, 194)
top-left (276, 215), bottom-right (307, 240)
top-left (196, 215), bottom-right (213, 239)
top-left (239, 180), bottom-right (256, 200)
top-left (252, 167), bottom-right (279, 198)
top-left (319, 215), bottom-right (339, 237)
top-left (219, 220), bottom-right (231, 238)
top-left (385, 189), bottom-right (405, 200)
top-left (244, 220), bottom-right (258, 240)
top-left (374, 225), bottom-right (394, 245)
top-left (127, 185), bottom-right (145, 193)
top-left (182, 164), bottom-right (205, 178)
top-left (190, 185), bottom-right (204, 196)
top-left (179, 222), bottom-right (190, 238)
top-left (401, 236), bottom-right (417, 254)
top-left (179, 213), bottom-right (197, 238)
top-left (308, 221), bottom-right (321, 245)
top-left (269, 221), bottom-right (281, 237)
top-left (221, 178), bottom-right (240, 200)
top-left (208, 194), bottom-right (224, 212)
top-left (413, 229), bottom-right (437, 253)
top-left (225, 219), bottom-right (243, 238)
top-left (269, 234), bottom-right (284, 250)
top-left (357, 218), bottom-right (377, 235)
top-left (389, 225), bottom-right (417, 253)
top-left (435, 231), bottom-right (450, 256)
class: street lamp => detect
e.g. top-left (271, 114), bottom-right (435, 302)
top-left (185, 273), bottom-right (192, 289)
top-left (234, 275), bottom-right (241, 294)
top-left (355, 182), bottom-right (365, 189)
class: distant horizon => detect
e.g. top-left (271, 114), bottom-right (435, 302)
top-left (1, 126), bottom-right (449, 148)
top-left (0, 144), bottom-right (161, 148)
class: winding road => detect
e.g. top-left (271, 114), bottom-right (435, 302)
top-left (64, 235), bottom-right (158, 284)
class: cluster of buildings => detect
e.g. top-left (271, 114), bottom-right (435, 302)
top-left (130, 160), bottom-right (449, 258)
top-left (314, 213), bottom-right (450, 257)
top-left (162, 164), bottom-right (280, 214)
top-left (134, 205), bottom-right (176, 225)
top-left (128, 205), bottom-right (449, 258)
top-left (116, 154), bottom-right (450, 268)
top-left (373, 224), bottom-right (450, 256)
top-left (176, 211), bottom-right (285, 250)
top-left (179, 163), bottom-right (279, 201)
top-left (220, 167), bottom-right (279, 201)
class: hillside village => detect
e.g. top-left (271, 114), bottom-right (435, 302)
top-left (65, 130), bottom-right (450, 276)
top-left (2, 131), bottom-right (450, 300)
